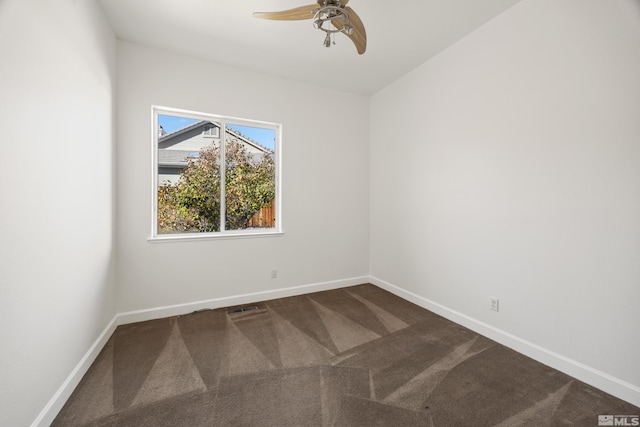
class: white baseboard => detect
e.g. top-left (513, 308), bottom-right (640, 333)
top-left (31, 315), bottom-right (119, 427)
top-left (35, 274), bottom-right (638, 426)
top-left (117, 276), bottom-right (369, 325)
top-left (34, 276), bottom-right (368, 426)
top-left (369, 275), bottom-right (640, 408)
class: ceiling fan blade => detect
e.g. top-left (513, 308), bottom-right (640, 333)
top-left (333, 6), bottom-right (366, 54)
top-left (253, 4), bottom-right (318, 21)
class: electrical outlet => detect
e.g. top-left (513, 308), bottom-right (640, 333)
top-left (271, 269), bottom-right (277, 279)
top-left (490, 297), bottom-right (499, 312)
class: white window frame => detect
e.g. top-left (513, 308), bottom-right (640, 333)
top-left (150, 105), bottom-right (283, 241)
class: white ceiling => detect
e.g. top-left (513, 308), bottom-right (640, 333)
top-left (99, 0), bottom-right (522, 96)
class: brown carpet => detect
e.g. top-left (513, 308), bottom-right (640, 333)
top-left (53, 284), bottom-right (639, 426)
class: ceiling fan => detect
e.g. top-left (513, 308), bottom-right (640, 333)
top-left (253, 0), bottom-right (367, 54)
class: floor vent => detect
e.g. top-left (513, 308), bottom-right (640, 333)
top-left (226, 305), bottom-right (260, 315)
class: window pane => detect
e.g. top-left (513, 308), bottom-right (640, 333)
top-left (157, 114), bottom-right (222, 234)
top-left (225, 124), bottom-right (277, 231)
top-left (153, 107), bottom-right (281, 239)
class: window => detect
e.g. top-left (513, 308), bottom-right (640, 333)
top-left (203, 124), bottom-right (219, 138)
top-left (152, 106), bottom-right (281, 240)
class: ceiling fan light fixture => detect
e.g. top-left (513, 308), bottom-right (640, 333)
top-left (343, 24), bottom-right (354, 36)
top-left (323, 33), bottom-right (332, 47)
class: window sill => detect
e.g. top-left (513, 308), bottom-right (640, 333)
top-left (148, 230), bottom-right (284, 243)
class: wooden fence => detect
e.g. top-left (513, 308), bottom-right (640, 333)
top-left (248, 199), bottom-right (276, 228)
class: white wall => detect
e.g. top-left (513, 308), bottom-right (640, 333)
top-left (0, 1), bottom-right (117, 426)
top-left (4, 0), bottom-right (638, 423)
top-left (116, 42), bottom-right (370, 313)
top-left (371, 0), bottom-right (640, 404)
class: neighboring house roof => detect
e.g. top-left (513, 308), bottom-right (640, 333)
top-left (158, 120), bottom-right (273, 170)
top-left (158, 150), bottom-right (195, 169)
top-left (158, 120), bottom-right (209, 145)
top-left (226, 127), bottom-right (273, 155)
